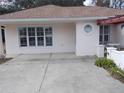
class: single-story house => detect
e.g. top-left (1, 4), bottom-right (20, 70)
top-left (0, 5), bottom-right (124, 57)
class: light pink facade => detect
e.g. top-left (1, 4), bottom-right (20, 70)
top-left (5, 23), bottom-right (75, 55)
top-left (0, 19), bottom-right (123, 57)
top-left (0, 20), bottom-right (101, 57)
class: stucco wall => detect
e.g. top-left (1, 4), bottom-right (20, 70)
top-left (5, 23), bottom-right (75, 55)
top-left (110, 25), bottom-right (118, 43)
top-left (76, 21), bottom-right (99, 56)
top-left (107, 47), bottom-right (124, 70)
top-left (115, 24), bottom-right (124, 48)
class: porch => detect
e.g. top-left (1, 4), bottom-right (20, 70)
top-left (98, 15), bottom-right (124, 49)
top-left (98, 15), bottom-right (124, 70)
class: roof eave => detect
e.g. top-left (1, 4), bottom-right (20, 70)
top-left (0, 17), bottom-right (112, 24)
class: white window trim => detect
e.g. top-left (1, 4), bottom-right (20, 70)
top-left (28, 27), bottom-right (36, 47)
top-left (17, 26), bottom-right (54, 48)
top-left (99, 25), bottom-right (111, 45)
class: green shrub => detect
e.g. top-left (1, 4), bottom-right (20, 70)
top-left (95, 58), bottom-right (103, 67)
top-left (95, 58), bottom-right (124, 82)
top-left (110, 67), bottom-right (124, 77)
top-left (110, 67), bottom-right (119, 75)
top-left (95, 58), bottom-right (116, 69)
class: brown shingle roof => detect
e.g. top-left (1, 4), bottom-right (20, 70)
top-left (0, 5), bottom-right (124, 19)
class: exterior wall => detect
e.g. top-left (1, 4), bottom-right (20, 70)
top-left (5, 23), bottom-right (75, 55)
top-left (115, 24), bottom-right (124, 48)
top-left (76, 21), bottom-right (99, 56)
top-left (107, 47), bottom-right (124, 70)
top-left (110, 24), bottom-right (118, 43)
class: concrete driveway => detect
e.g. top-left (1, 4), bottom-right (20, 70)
top-left (0, 53), bottom-right (124, 93)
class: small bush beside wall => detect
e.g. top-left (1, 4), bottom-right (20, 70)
top-left (95, 58), bottom-right (124, 83)
top-left (95, 58), bottom-right (116, 69)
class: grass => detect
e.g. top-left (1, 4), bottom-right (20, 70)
top-left (0, 58), bottom-right (12, 64)
top-left (95, 58), bottom-right (124, 83)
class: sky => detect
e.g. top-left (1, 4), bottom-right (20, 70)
top-left (84, 0), bottom-right (97, 6)
top-left (1, 0), bottom-right (96, 6)
top-left (0, 0), bottom-right (9, 5)
top-left (0, 0), bottom-right (14, 5)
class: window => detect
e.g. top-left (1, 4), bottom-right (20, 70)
top-left (45, 27), bottom-right (53, 46)
top-left (28, 27), bottom-right (36, 46)
top-left (37, 27), bottom-right (44, 46)
top-left (19, 26), bottom-right (53, 47)
top-left (19, 27), bottom-right (27, 47)
top-left (84, 25), bottom-right (92, 33)
top-left (99, 25), bottom-right (111, 45)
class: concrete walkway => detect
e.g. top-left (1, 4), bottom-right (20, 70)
top-left (0, 53), bottom-right (124, 93)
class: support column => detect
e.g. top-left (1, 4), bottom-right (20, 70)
top-left (97, 45), bottom-right (105, 58)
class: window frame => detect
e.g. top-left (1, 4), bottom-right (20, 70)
top-left (18, 27), bottom-right (28, 47)
top-left (99, 25), bottom-right (111, 45)
top-left (18, 26), bottom-right (53, 47)
top-left (28, 27), bottom-right (36, 46)
top-left (36, 27), bottom-right (44, 46)
top-left (44, 27), bottom-right (53, 46)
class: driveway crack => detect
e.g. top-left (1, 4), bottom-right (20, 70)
top-left (38, 53), bottom-right (52, 93)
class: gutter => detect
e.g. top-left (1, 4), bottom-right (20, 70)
top-left (0, 17), bottom-right (113, 24)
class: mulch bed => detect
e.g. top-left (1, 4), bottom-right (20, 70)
top-left (0, 58), bottom-right (12, 64)
top-left (107, 69), bottom-right (124, 84)
top-left (111, 73), bottom-right (124, 83)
